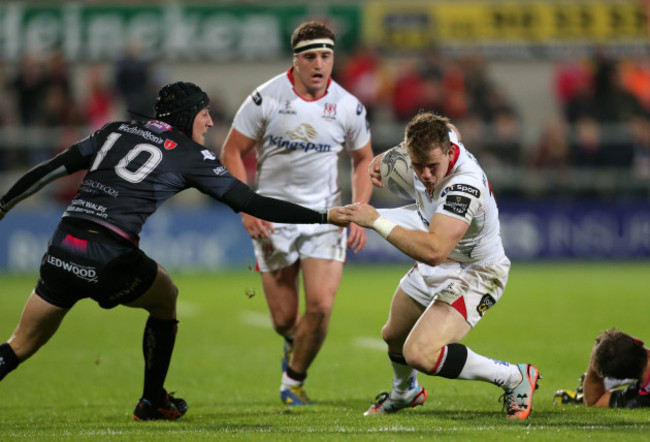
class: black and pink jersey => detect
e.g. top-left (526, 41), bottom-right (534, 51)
top-left (610, 372), bottom-right (650, 408)
top-left (61, 120), bottom-right (239, 242)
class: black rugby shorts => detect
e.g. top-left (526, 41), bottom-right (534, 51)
top-left (35, 221), bottom-right (157, 309)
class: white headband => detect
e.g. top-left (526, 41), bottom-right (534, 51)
top-left (293, 38), bottom-right (335, 55)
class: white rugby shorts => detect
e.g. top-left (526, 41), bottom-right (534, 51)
top-left (399, 256), bottom-right (511, 327)
top-left (253, 224), bottom-right (346, 272)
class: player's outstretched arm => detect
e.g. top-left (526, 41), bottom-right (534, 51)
top-left (0, 146), bottom-right (87, 219)
top-left (220, 180), bottom-right (348, 227)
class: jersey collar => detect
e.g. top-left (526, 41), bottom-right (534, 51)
top-left (445, 143), bottom-right (461, 177)
top-left (286, 67), bottom-right (331, 102)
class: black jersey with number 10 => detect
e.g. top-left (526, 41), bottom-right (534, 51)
top-left (63, 120), bottom-right (238, 242)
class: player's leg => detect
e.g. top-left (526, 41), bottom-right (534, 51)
top-left (290, 257), bottom-right (341, 373)
top-left (404, 260), bottom-right (539, 419)
top-left (124, 263), bottom-right (186, 421)
top-left (260, 261), bottom-right (301, 340)
top-left (278, 257), bottom-right (342, 399)
top-left (278, 224), bottom-right (347, 405)
top-left (0, 291), bottom-right (69, 381)
top-left (365, 286), bottom-right (427, 415)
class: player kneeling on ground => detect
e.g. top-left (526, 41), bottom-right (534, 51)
top-left (338, 112), bottom-right (540, 419)
top-left (0, 81), bottom-right (348, 421)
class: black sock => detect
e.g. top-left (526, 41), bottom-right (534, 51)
top-left (286, 366), bottom-right (306, 382)
top-left (0, 343), bottom-right (20, 381)
top-left (432, 343), bottom-right (468, 379)
top-left (141, 317), bottom-right (178, 405)
top-left (388, 351), bottom-right (408, 365)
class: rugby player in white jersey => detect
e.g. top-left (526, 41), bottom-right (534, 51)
top-left (220, 21), bottom-right (373, 405)
top-left (338, 112), bottom-right (540, 419)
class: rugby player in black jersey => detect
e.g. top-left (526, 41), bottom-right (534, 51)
top-left (0, 82), bottom-right (347, 421)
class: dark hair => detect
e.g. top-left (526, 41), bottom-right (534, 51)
top-left (291, 21), bottom-right (336, 49)
top-left (404, 111), bottom-right (451, 159)
top-left (593, 328), bottom-right (647, 380)
top-left (154, 82), bottom-right (209, 137)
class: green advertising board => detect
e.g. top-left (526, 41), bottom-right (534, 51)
top-left (0, 3), bottom-right (361, 62)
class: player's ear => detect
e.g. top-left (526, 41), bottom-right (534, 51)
top-left (448, 142), bottom-right (457, 158)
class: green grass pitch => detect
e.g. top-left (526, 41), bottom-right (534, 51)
top-left (1, 262), bottom-right (649, 440)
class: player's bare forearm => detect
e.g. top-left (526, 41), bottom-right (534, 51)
top-left (350, 143), bottom-right (374, 204)
top-left (220, 128), bottom-right (256, 184)
top-left (338, 204), bottom-right (465, 266)
top-left (583, 352), bottom-right (611, 407)
top-left (220, 128), bottom-right (262, 230)
top-left (368, 153), bottom-right (385, 188)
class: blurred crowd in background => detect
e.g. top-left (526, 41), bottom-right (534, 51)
top-left (1, 44), bottom-right (649, 203)
top-left (338, 46), bottom-right (650, 177)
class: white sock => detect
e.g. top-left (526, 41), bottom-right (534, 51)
top-left (280, 371), bottom-right (302, 391)
top-left (457, 347), bottom-right (522, 389)
top-left (391, 359), bottom-right (420, 400)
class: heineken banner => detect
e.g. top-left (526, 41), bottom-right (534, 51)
top-left (0, 3), bottom-right (361, 62)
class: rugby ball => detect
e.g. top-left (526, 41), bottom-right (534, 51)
top-left (380, 143), bottom-right (415, 200)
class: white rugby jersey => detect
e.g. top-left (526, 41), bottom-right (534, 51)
top-left (413, 132), bottom-right (506, 263)
top-left (232, 68), bottom-right (371, 210)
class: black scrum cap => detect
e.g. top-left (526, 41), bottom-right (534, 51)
top-left (154, 82), bottom-right (209, 137)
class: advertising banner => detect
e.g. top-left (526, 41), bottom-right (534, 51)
top-left (1, 201), bottom-right (649, 272)
top-left (363, 0), bottom-right (649, 57)
top-left (0, 3), bottom-right (360, 62)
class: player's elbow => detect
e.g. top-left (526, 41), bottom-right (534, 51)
top-left (583, 391), bottom-right (608, 407)
top-left (418, 250), bottom-right (448, 267)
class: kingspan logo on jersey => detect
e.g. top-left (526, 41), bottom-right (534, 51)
top-left (46, 256), bottom-right (98, 283)
top-left (268, 124), bottom-right (332, 153)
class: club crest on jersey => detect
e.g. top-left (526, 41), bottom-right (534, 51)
top-left (477, 294), bottom-right (496, 316)
top-left (322, 103), bottom-right (337, 121)
top-left (201, 150), bottom-right (216, 161)
top-left (279, 100), bottom-right (296, 115)
top-left (164, 139), bottom-right (177, 150)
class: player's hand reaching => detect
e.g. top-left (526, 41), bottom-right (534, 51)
top-left (327, 207), bottom-right (351, 228)
top-left (242, 212), bottom-right (275, 239)
top-left (336, 202), bottom-right (380, 229)
top-left (368, 153), bottom-right (386, 189)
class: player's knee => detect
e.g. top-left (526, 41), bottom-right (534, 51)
top-left (165, 283), bottom-right (179, 308)
top-left (303, 303), bottom-right (331, 322)
top-left (403, 340), bottom-right (441, 372)
top-left (271, 316), bottom-right (296, 335)
top-left (380, 322), bottom-right (409, 350)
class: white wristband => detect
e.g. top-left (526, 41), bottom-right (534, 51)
top-left (372, 216), bottom-right (396, 239)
